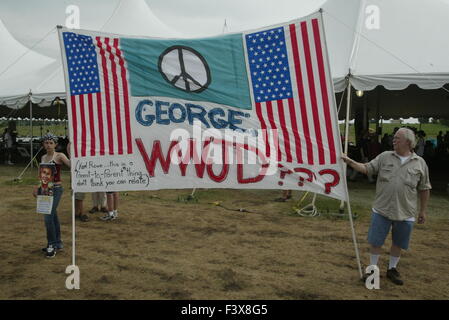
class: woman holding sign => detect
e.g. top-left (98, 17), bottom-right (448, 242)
top-left (33, 133), bottom-right (71, 258)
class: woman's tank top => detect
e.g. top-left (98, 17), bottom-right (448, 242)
top-left (50, 161), bottom-right (62, 183)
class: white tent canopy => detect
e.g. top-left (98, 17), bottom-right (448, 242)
top-left (0, 0), bottom-right (180, 109)
top-left (0, 18), bottom-right (58, 107)
top-left (99, 0), bottom-right (179, 37)
top-left (0, 18), bottom-right (55, 76)
top-left (1, 0), bottom-right (449, 113)
top-left (323, 0), bottom-right (449, 92)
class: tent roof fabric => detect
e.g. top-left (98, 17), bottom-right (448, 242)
top-left (0, 19), bottom-right (55, 76)
top-left (0, 18), bottom-right (57, 108)
top-left (99, 0), bottom-right (180, 38)
top-left (0, 0), bottom-right (180, 110)
top-left (1, 0), bottom-right (449, 116)
top-left (323, 0), bottom-right (449, 92)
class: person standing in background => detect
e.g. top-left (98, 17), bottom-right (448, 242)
top-left (101, 192), bottom-right (120, 221)
top-left (89, 192), bottom-right (108, 214)
top-left (4, 128), bottom-right (14, 165)
top-left (415, 130), bottom-right (425, 157)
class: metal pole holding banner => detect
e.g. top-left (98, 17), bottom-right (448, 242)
top-left (346, 197), bottom-right (363, 279)
top-left (341, 82), bottom-right (363, 279)
top-left (318, 9), bottom-right (363, 279)
top-left (72, 191), bottom-right (76, 267)
top-left (317, 10), bottom-right (363, 279)
top-left (64, 191), bottom-right (80, 290)
top-left (58, 25), bottom-right (80, 290)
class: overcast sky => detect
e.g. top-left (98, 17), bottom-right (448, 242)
top-left (0, 0), bottom-right (326, 56)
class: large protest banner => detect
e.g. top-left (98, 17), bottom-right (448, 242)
top-left (58, 11), bottom-right (348, 201)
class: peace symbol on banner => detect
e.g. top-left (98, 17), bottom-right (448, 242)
top-left (158, 45), bottom-right (211, 93)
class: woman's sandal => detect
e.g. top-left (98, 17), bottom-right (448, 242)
top-left (88, 207), bottom-right (98, 214)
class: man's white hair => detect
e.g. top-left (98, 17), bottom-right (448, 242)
top-left (398, 128), bottom-right (416, 150)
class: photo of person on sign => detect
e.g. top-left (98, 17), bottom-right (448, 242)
top-left (37, 163), bottom-right (56, 196)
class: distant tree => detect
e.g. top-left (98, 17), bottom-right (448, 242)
top-left (440, 119), bottom-right (449, 127)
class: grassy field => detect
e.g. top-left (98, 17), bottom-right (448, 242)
top-left (0, 121), bottom-right (69, 138)
top-left (0, 164), bottom-right (448, 300)
top-left (1, 122), bottom-right (449, 143)
top-left (338, 123), bottom-right (449, 143)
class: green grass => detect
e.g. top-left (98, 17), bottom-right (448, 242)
top-left (1, 164), bottom-right (447, 222)
top-left (0, 122), bottom-right (68, 137)
top-left (0, 163), bottom-right (448, 300)
top-left (2, 121), bottom-right (449, 141)
top-left (339, 122), bottom-right (449, 143)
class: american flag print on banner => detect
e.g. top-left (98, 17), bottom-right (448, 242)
top-left (58, 12), bottom-right (348, 202)
top-left (62, 32), bottom-right (133, 158)
top-left (245, 17), bottom-right (338, 165)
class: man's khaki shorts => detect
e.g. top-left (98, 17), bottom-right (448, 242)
top-left (75, 192), bottom-right (86, 201)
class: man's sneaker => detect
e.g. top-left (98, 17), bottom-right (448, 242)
top-left (386, 268), bottom-right (404, 285)
top-left (100, 214), bottom-right (113, 221)
top-left (112, 211), bottom-right (118, 220)
top-left (42, 246), bottom-right (62, 252)
top-left (46, 245), bottom-right (56, 258)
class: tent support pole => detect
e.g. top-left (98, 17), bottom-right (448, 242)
top-left (375, 90), bottom-right (380, 140)
top-left (29, 93), bottom-right (33, 168)
top-left (339, 82), bottom-right (352, 212)
top-left (344, 84), bottom-right (351, 168)
top-left (14, 147), bottom-right (43, 182)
